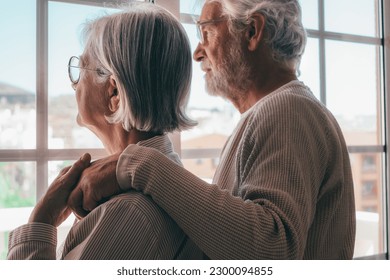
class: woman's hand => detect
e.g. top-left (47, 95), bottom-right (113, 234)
top-left (68, 152), bottom-right (122, 219)
top-left (28, 153), bottom-right (91, 227)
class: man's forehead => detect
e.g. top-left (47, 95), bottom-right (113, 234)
top-left (200, 1), bottom-right (224, 20)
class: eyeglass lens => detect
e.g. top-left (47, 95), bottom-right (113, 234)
top-left (69, 56), bottom-right (80, 83)
top-left (196, 25), bottom-right (203, 43)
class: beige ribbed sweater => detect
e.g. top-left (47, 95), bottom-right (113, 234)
top-left (117, 80), bottom-right (356, 259)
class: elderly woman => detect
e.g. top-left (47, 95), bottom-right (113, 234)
top-left (7, 3), bottom-right (202, 260)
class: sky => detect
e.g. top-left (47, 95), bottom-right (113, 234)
top-left (0, 0), bottom-right (381, 116)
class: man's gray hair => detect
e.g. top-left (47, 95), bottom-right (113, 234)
top-left (209, 0), bottom-right (307, 71)
top-left (82, 3), bottom-right (196, 133)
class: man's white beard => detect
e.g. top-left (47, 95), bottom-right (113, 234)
top-left (204, 36), bottom-right (251, 101)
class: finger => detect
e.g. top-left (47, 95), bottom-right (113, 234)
top-left (56, 165), bottom-right (72, 178)
top-left (71, 153), bottom-right (92, 173)
top-left (68, 186), bottom-right (89, 218)
top-left (61, 153), bottom-right (92, 189)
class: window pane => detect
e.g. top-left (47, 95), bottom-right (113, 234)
top-left (0, 0), bottom-right (36, 149)
top-left (182, 158), bottom-right (219, 182)
top-left (48, 2), bottom-right (118, 149)
top-left (180, 0), bottom-right (202, 15)
top-left (0, 162), bottom-right (36, 209)
top-left (0, 231), bottom-right (9, 260)
top-left (48, 160), bottom-right (74, 185)
top-left (325, 41), bottom-right (381, 145)
top-left (325, 0), bottom-right (380, 37)
top-left (299, 38), bottom-right (320, 100)
top-left (181, 24), bottom-right (239, 155)
top-left (350, 153), bottom-right (385, 258)
top-left (299, 0), bottom-right (318, 30)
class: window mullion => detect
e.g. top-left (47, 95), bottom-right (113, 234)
top-left (36, 0), bottom-right (49, 199)
top-left (318, 0), bottom-right (327, 106)
top-left (381, 0), bottom-right (390, 259)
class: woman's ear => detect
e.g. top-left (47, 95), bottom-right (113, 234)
top-left (108, 76), bottom-right (120, 113)
top-left (246, 13), bottom-right (266, 51)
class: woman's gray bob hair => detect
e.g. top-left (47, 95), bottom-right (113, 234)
top-left (209, 0), bottom-right (307, 71)
top-left (82, 3), bottom-right (196, 133)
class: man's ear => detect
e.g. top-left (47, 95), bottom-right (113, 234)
top-left (108, 76), bottom-right (120, 113)
top-left (246, 13), bottom-right (266, 51)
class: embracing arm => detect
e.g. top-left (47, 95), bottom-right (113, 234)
top-left (116, 145), bottom-right (307, 259)
top-left (69, 93), bottom-right (335, 259)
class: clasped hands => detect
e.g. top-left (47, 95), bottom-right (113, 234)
top-left (29, 152), bottom-right (121, 227)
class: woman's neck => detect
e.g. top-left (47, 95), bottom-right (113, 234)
top-left (95, 123), bottom-right (162, 154)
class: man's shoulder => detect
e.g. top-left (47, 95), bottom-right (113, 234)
top-left (250, 81), bottom-right (328, 121)
top-left (260, 81), bottom-right (318, 107)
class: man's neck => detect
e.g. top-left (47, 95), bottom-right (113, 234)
top-left (233, 68), bottom-right (297, 114)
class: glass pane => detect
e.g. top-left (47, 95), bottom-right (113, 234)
top-left (299, 38), bottom-right (320, 100)
top-left (48, 2), bottom-right (118, 149)
top-left (0, 0), bottom-right (36, 149)
top-left (0, 161), bottom-right (36, 260)
top-left (350, 153), bottom-right (385, 258)
top-left (182, 158), bottom-right (220, 182)
top-left (181, 24), bottom-right (239, 153)
top-left (0, 231), bottom-right (9, 260)
top-left (325, 0), bottom-right (380, 37)
top-left (299, 0), bottom-right (318, 30)
top-left (180, 0), bottom-right (202, 15)
top-left (48, 160), bottom-right (75, 185)
top-left (325, 41), bottom-right (381, 145)
top-left (0, 162), bottom-right (36, 208)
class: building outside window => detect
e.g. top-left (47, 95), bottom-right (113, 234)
top-left (0, 0), bottom-right (389, 260)
top-left (362, 155), bottom-right (377, 173)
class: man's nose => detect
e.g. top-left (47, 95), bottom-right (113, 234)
top-left (193, 42), bottom-right (204, 62)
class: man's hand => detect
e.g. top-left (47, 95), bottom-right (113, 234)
top-left (29, 153), bottom-right (91, 227)
top-left (68, 152), bottom-right (122, 219)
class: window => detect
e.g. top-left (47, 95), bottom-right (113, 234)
top-left (299, 0), bottom-right (386, 259)
top-left (362, 180), bottom-right (377, 199)
top-left (362, 155), bottom-right (377, 172)
top-left (0, 0), bottom-right (388, 260)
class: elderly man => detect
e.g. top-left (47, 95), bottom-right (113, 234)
top-left (69, 0), bottom-right (356, 259)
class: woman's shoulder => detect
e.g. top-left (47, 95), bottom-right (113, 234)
top-left (105, 191), bottom-right (162, 213)
top-left (100, 191), bottom-right (172, 227)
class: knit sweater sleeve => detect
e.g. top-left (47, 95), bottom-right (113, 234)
top-left (117, 92), bottom-right (331, 259)
top-left (118, 149), bottom-right (252, 259)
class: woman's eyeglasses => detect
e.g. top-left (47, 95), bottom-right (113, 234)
top-left (68, 56), bottom-right (108, 84)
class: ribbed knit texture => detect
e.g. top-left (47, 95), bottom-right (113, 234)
top-left (8, 135), bottom-right (203, 260)
top-left (118, 80), bottom-right (356, 259)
